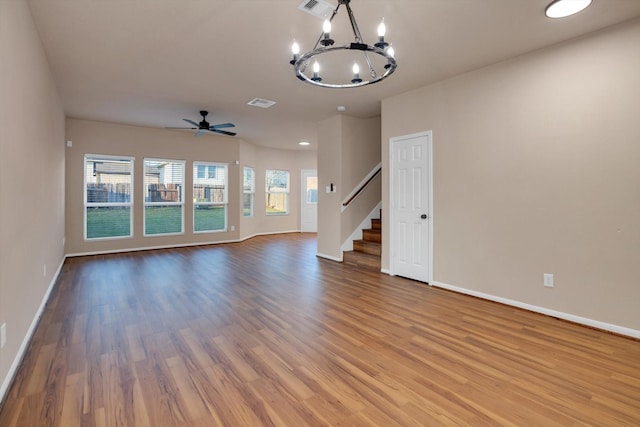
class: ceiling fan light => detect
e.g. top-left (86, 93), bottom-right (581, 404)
top-left (545, 0), bottom-right (592, 18)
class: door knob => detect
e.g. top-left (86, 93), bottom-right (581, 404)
top-left (421, 214), bottom-right (428, 219)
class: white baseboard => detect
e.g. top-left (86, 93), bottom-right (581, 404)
top-left (317, 252), bottom-right (343, 262)
top-left (431, 281), bottom-right (640, 339)
top-left (240, 230), bottom-right (301, 241)
top-left (66, 230), bottom-right (302, 258)
top-left (0, 256), bottom-right (66, 405)
top-left (381, 268), bottom-right (391, 275)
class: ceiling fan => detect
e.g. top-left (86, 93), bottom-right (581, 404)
top-left (166, 110), bottom-right (236, 137)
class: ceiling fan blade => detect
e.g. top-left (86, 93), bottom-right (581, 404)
top-left (166, 126), bottom-right (197, 130)
top-left (183, 119), bottom-right (200, 127)
top-left (195, 130), bottom-right (206, 137)
top-left (210, 123), bottom-right (235, 129)
top-left (211, 129), bottom-right (237, 136)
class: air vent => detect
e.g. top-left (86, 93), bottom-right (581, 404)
top-left (247, 98), bottom-right (276, 108)
top-left (298, 0), bottom-right (335, 19)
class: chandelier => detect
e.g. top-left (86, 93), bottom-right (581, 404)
top-left (289, 0), bottom-right (397, 88)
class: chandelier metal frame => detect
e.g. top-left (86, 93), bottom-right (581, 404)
top-left (290, 0), bottom-right (397, 89)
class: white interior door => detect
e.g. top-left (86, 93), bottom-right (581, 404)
top-left (390, 132), bottom-right (432, 282)
top-left (301, 169), bottom-right (318, 232)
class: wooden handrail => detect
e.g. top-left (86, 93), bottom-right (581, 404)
top-left (342, 166), bottom-right (381, 207)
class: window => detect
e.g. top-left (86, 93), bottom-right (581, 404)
top-left (84, 155), bottom-right (133, 240)
top-left (193, 162), bottom-right (227, 232)
top-left (266, 169), bottom-right (289, 215)
top-left (243, 167), bottom-right (254, 217)
top-left (305, 175), bottom-right (318, 204)
top-left (196, 164), bottom-right (218, 179)
top-left (144, 158), bottom-right (185, 236)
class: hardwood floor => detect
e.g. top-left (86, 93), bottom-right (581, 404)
top-left (1, 233), bottom-right (639, 426)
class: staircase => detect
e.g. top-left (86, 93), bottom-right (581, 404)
top-left (343, 216), bottom-right (381, 271)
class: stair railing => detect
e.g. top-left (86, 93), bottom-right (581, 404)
top-left (342, 162), bottom-right (382, 210)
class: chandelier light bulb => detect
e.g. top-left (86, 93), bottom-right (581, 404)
top-left (375, 18), bottom-right (388, 49)
top-left (323, 19), bottom-right (332, 35)
top-left (312, 61), bottom-right (322, 82)
top-left (377, 20), bottom-right (386, 38)
top-left (351, 62), bottom-right (362, 84)
top-left (290, 41), bottom-right (301, 65)
top-left (387, 46), bottom-right (395, 57)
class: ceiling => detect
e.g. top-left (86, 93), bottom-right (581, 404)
top-left (26, 0), bottom-right (640, 150)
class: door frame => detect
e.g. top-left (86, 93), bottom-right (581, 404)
top-left (300, 169), bottom-right (318, 233)
top-left (388, 131), bottom-right (433, 283)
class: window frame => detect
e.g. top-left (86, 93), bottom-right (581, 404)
top-left (143, 157), bottom-right (186, 237)
top-left (193, 161), bottom-right (228, 233)
top-left (265, 169), bottom-right (290, 216)
top-left (83, 154), bottom-right (134, 241)
top-left (243, 166), bottom-right (255, 217)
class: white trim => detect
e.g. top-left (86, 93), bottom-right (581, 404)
top-left (381, 268), bottom-right (392, 275)
top-left (65, 230), bottom-right (302, 258)
top-left (388, 131), bottom-right (433, 283)
top-left (241, 230), bottom-right (300, 240)
top-left (341, 202), bottom-right (382, 252)
top-left (431, 281), bottom-right (640, 339)
top-left (316, 252), bottom-right (343, 262)
top-left (341, 162), bottom-right (382, 212)
top-left (0, 257), bottom-right (66, 405)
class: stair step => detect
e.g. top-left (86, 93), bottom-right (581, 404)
top-left (343, 251), bottom-right (381, 271)
top-left (353, 240), bottom-right (381, 256)
top-left (371, 218), bottom-right (381, 230)
top-left (362, 228), bottom-right (381, 243)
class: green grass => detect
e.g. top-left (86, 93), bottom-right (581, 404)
top-left (86, 207), bottom-right (131, 239)
top-left (266, 206), bottom-right (288, 215)
top-left (144, 206), bottom-right (183, 235)
top-left (86, 206), bottom-right (226, 239)
top-left (194, 205), bottom-right (225, 232)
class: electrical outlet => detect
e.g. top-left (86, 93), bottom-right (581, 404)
top-left (230, 225), bottom-right (235, 231)
top-left (1, 323), bottom-right (6, 349)
top-left (543, 273), bottom-right (554, 288)
top-left (43, 264), bottom-right (47, 277)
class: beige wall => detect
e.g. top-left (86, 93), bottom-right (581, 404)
top-left (317, 115), bottom-right (343, 259)
top-left (66, 118), bottom-right (316, 254)
top-left (0, 0), bottom-right (66, 396)
top-left (340, 115), bottom-right (382, 245)
top-left (317, 115), bottom-right (381, 259)
top-left (381, 19), bottom-right (640, 330)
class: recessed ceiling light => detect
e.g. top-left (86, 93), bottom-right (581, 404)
top-left (545, 0), bottom-right (592, 18)
top-left (299, 141), bottom-right (310, 146)
top-left (337, 105), bottom-right (346, 112)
